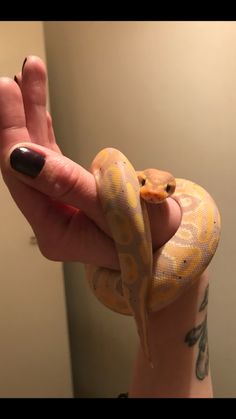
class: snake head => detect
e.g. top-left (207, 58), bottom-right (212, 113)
top-left (137, 169), bottom-right (176, 203)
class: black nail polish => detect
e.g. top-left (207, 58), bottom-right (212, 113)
top-left (10, 147), bottom-right (45, 178)
top-left (22, 57), bottom-right (27, 74)
top-left (14, 75), bottom-right (19, 85)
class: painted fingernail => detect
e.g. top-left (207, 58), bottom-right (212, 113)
top-left (14, 75), bottom-right (19, 85)
top-left (10, 147), bottom-right (45, 178)
top-left (22, 57), bottom-right (27, 73)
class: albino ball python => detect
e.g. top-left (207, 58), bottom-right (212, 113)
top-left (85, 148), bottom-right (221, 365)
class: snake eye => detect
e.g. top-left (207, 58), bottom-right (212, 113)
top-left (165, 184), bottom-right (172, 193)
top-left (138, 173), bottom-right (147, 186)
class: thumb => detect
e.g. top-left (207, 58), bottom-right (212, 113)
top-left (3, 143), bottom-right (181, 251)
top-left (3, 142), bottom-right (107, 233)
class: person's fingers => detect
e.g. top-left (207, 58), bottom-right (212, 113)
top-left (4, 172), bottom-right (119, 269)
top-left (0, 66), bottom-right (181, 258)
top-left (0, 77), bottom-right (31, 153)
top-left (0, 76), bottom-right (118, 267)
top-left (13, 64), bottom-right (61, 153)
top-left (5, 141), bottom-right (181, 249)
top-left (4, 142), bottom-right (108, 234)
top-left (147, 198), bottom-right (181, 251)
top-left (21, 56), bottom-right (49, 147)
top-left (33, 202), bottom-right (119, 268)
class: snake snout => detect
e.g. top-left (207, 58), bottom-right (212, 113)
top-left (141, 181), bottom-right (176, 204)
top-left (140, 187), bottom-right (167, 203)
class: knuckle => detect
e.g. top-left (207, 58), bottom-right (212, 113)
top-left (45, 158), bottom-right (81, 201)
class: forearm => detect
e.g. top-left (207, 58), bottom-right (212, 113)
top-left (129, 271), bottom-right (212, 398)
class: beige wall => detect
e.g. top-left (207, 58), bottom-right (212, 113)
top-left (44, 21), bottom-right (233, 397)
top-left (0, 22), bottom-right (73, 397)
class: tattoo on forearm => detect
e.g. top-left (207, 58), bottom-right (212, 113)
top-left (199, 284), bottom-right (209, 312)
top-left (184, 285), bottom-right (209, 380)
top-left (185, 316), bottom-right (209, 380)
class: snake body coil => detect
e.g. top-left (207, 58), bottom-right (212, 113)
top-left (85, 148), bottom-right (221, 364)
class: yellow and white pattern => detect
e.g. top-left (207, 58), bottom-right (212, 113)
top-left (85, 148), bottom-right (221, 365)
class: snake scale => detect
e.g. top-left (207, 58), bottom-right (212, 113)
top-left (85, 148), bottom-right (221, 365)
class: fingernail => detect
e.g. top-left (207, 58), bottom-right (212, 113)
top-left (22, 57), bottom-right (27, 74)
top-left (14, 75), bottom-right (19, 85)
top-left (10, 147), bottom-right (45, 178)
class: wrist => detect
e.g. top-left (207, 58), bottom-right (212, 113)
top-left (129, 271), bottom-right (213, 398)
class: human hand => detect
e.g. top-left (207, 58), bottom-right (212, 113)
top-left (0, 56), bottom-right (213, 398)
top-left (0, 56), bottom-right (181, 269)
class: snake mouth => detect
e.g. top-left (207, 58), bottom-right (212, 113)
top-left (140, 190), bottom-right (167, 203)
top-left (140, 181), bottom-right (176, 204)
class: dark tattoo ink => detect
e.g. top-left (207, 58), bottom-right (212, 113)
top-left (184, 285), bottom-right (209, 380)
top-left (199, 284), bottom-right (209, 312)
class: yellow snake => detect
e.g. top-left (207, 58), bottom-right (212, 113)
top-left (85, 148), bottom-right (221, 365)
